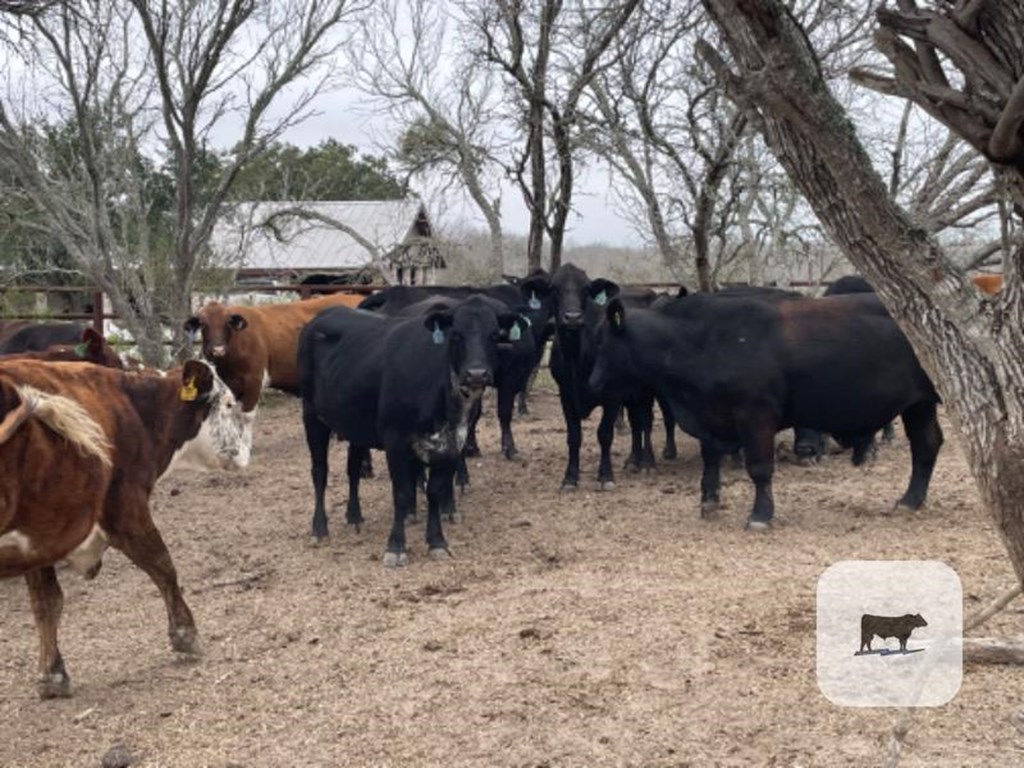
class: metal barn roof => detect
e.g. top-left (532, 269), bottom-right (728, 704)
top-left (211, 199), bottom-right (432, 272)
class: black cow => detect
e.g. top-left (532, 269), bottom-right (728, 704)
top-left (826, 275), bottom-right (875, 295)
top-left (860, 613), bottom-right (927, 652)
top-left (518, 264), bottom-right (663, 490)
top-left (298, 296), bottom-right (524, 566)
top-left (792, 274), bottom-right (894, 459)
top-left (0, 322), bottom-right (87, 355)
top-left (589, 290), bottom-right (943, 529)
top-left (360, 280), bottom-right (555, 453)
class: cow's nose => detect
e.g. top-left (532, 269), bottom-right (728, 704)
top-left (562, 310), bottom-right (583, 326)
top-left (210, 345), bottom-right (227, 358)
top-left (463, 368), bottom-right (491, 388)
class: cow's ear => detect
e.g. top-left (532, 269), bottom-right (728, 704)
top-left (82, 327), bottom-right (103, 351)
top-left (589, 279), bottom-right (621, 306)
top-left (184, 316), bottom-right (201, 335)
top-left (423, 310), bottom-right (455, 345)
top-left (606, 297), bottom-right (627, 333)
top-left (228, 313), bottom-right (248, 331)
top-left (181, 360), bottom-right (215, 403)
top-left (497, 312), bottom-right (528, 343)
top-left (520, 273), bottom-right (552, 309)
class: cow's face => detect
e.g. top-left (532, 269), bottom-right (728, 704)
top-left (911, 613), bottom-right (928, 628)
top-left (168, 360), bottom-right (253, 473)
top-left (589, 297), bottom-right (635, 395)
top-left (425, 296), bottom-right (521, 396)
top-left (527, 264), bottom-right (620, 333)
top-left (184, 303), bottom-right (248, 359)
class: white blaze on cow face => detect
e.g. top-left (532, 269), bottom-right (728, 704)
top-left (62, 524), bottom-right (108, 577)
top-left (165, 364), bottom-right (253, 477)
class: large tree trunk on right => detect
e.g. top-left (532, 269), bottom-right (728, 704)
top-left (701, 0), bottom-right (1024, 583)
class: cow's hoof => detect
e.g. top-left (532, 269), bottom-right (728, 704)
top-left (429, 547), bottom-right (452, 560)
top-left (744, 519), bottom-right (773, 533)
top-left (560, 482), bottom-right (578, 492)
top-left (463, 445), bottom-right (482, 458)
top-left (84, 560), bottom-right (103, 580)
top-left (383, 551), bottom-right (408, 568)
top-left (503, 448), bottom-right (519, 460)
top-left (599, 480), bottom-right (616, 491)
top-left (662, 447), bottom-right (678, 460)
top-left (700, 500), bottom-right (720, 519)
top-left (309, 535), bottom-right (330, 548)
top-left (171, 628), bottom-right (202, 656)
top-left (37, 673), bottom-right (71, 700)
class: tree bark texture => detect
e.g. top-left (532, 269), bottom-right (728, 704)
top-left (700, 0), bottom-right (1024, 583)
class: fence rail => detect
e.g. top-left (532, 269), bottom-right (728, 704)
top-left (0, 278), bottom-right (849, 336)
top-left (0, 283), bottom-right (380, 333)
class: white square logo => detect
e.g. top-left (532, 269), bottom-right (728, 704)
top-left (816, 560), bottom-right (962, 707)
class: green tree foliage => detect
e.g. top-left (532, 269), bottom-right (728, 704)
top-left (230, 139), bottom-right (406, 201)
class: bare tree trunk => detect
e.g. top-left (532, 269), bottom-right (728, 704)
top-left (699, 0), bottom-right (1024, 582)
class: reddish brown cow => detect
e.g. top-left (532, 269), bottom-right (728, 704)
top-left (1, 327), bottom-right (123, 368)
top-left (0, 358), bottom-right (252, 698)
top-left (185, 294), bottom-right (364, 411)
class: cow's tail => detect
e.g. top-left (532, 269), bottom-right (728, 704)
top-left (2, 384), bottom-right (112, 467)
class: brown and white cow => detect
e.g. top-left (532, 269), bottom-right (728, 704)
top-left (184, 293), bottom-right (364, 412)
top-left (0, 358), bottom-right (251, 698)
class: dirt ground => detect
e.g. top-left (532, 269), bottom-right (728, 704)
top-left (2, 383), bottom-right (1023, 768)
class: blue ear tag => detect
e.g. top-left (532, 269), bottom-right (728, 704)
top-left (528, 291), bottom-right (541, 310)
top-left (432, 323), bottom-right (445, 345)
top-left (509, 324), bottom-right (522, 342)
top-left (595, 290), bottom-right (608, 306)
top-left (187, 328), bottom-right (198, 343)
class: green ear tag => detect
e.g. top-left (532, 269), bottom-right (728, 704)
top-left (432, 323), bottom-right (445, 345)
top-left (509, 324), bottom-right (522, 342)
top-left (595, 290), bottom-right (608, 306)
top-left (528, 291), bottom-right (541, 310)
top-left (73, 342), bottom-right (88, 358)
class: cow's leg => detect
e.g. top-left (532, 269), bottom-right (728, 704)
top-left (106, 504), bottom-right (199, 655)
top-left (383, 445), bottom-right (417, 567)
top-left (345, 445), bottom-right (366, 531)
top-left (699, 439), bottom-right (722, 517)
top-left (25, 566), bottom-right (71, 699)
top-left (881, 422), bottom-right (895, 443)
top-left (793, 427), bottom-right (824, 461)
top-left (304, 410), bottom-right (332, 543)
top-left (740, 415), bottom-right (778, 531)
top-left (596, 403), bottom-right (619, 491)
top-left (659, 397), bottom-right (678, 460)
top-left (899, 635), bottom-right (908, 652)
top-left (896, 401), bottom-right (943, 511)
top-left (463, 399), bottom-right (482, 458)
top-left (497, 382), bottom-right (519, 459)
top-left (558, 390), bottom-right (582, 491)
top-left (518, 367), bottom-right (538, 416)
top-left (455, 451), bottom-right (470, 492)
top-left (425, 460), bottom-right (455, 557)
top-left (624, 404), bottom-right (643, 473)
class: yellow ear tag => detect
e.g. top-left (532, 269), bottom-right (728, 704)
top-left (180, 376), bottom-right (198, 402)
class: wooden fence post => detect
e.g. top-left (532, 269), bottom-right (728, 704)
top-left (92, 291), bottom-right (104, 334)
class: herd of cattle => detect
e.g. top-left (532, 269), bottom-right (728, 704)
top-left (0, 266), bottom-right (1002, 698)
